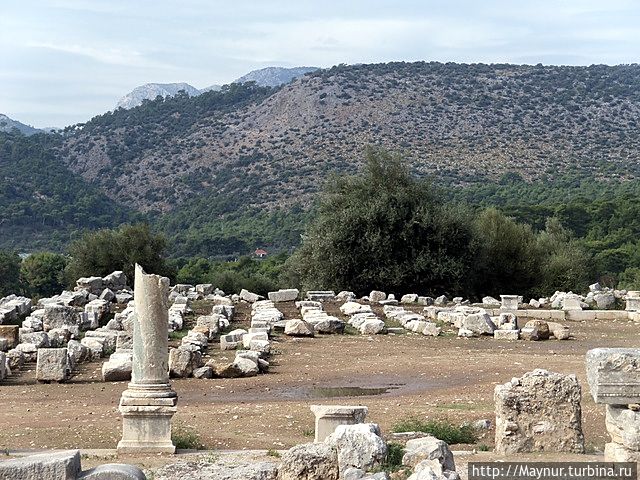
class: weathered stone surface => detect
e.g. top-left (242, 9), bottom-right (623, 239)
top-left (169, 346), bottom-right (202, 378)
top-left (102, 351), bottom-right (133, 381)
top-left (277, 442), bottom-right (339, 480)
top-left (193, 366), bottom-right (213, 379)
top-left (77, 463), bottom-right (147, 479)
top-left (243, 332), bottom-right (269, 348)
top-left (457, 328), bottom-right (477, 338)
top-left (268, 289), bottom-right (299, 302)
top-left (359, 319), bottom-right (386, 335)
top-left (401, 294), bottom-right (418, 304)
top-left (240, 289), bottom-right (261, 303)
top-left (19, 331), bottom-right (49, 348)
top-left (495, 369), bottom-right (584, 454)
top-left (36, 347), bottom-right (70, 382)
top-left (325, 423), bottom-right (387, 472)
top-left (604, 442), bottom-right (640, 462)
top-left (494, 330), bottom-right (519, 340)
top-left (284, 319), bottom-right (315, 337)
top-left (6, 348), bottom-right (25, 370)
top-left (341, 302), bottom-right (372, 316)
top-left (422, 322), bottom-right (441, 336)
top-left (103, 271), bottom-right (127, 290)
top-left (0, 450), bottom-right (81, 480)
top-left (482, 296), bottom-right (501, 307)
top-left (67, 339), bottom-right (90, 367)
top-left (306, 291), bottom-right (336, 301)
top-left (605, 405), bottom-right (640, 451)
top-left (594, 292), bottom-right (616, 310)
top-left (117, 264), bottom-right (177, 455)
top-left (0, 325), bottom-right (19, 349)
top-left (44, 304), bottom-right (81, 330)
top-left (500, 295), bottom-right (519, 310)
top-left (153, 460), bottom-right (278, 480)
top-left (547, 322), bottom-right (570, 340)
top-left (369, 291), bottom-right (387, 303)
top-left (586, 348), bottom-right (640, 404)
top-left (311, 405), bottom-right (369, 442)
top-left (460, 313), bottom-right (495, 335)
top-left (214, 356), bottom-right (259, 378)
top-left (402, 435), bottom-right (456, 472)
top-left (521, 320), bottom-right (550, 341)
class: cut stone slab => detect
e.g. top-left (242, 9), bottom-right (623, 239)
top-left (102, 350), bottom-right (133, 382)
top-left (0, 325), bottom-right (19, 349)
top-left (306, 291), bottom-right (336, 301)
top-left (268, 289), bottom-right (299, 302)
top-left (36, 347), bottom-right (70, 383)
top-left (586, 348), bottom-right (640, 404)
top-left (494, 369), bottom-right (584, 454)
top-left (311, 405), bottom-right (369, 442)
top-left (0, 449), bottom-right (81, 479)
top-left (240, 289), bottom-right (261, 303)
top-left (494, 330), bottom-right (519, 340)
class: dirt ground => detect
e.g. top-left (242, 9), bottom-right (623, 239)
top-left (0, 300), bottom-right (638, 467)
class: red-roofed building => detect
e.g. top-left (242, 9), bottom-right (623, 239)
top-left (254, 248), bottom-right (268, 258)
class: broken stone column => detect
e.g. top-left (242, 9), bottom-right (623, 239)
top-left (117, 264), bottom-right (177, 454)
top-left (500, 295), bottom-right (519, 311)
top-left (586, 348), bottom-right (640, 461)
top-left (494, 369), bottom-right (584, 454)
top-left (626, 291), bottom-right (640, 312)
top-left (310, 405), bottom-right (368, 442)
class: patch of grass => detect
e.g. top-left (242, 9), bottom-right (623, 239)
top-left (302, 427), bottom-right (314, 437)
top-left (199, 452), bottom-right (219, 463)
top-left (266, 449), bottom-right (281, 458)
top-left (343, 325), bottom-right (359, 335)
top-left (169, 329), bottom-right (189, 341)
top-left (391, 418), bottom-right (478, 444)
top-left (172, 423), bottom-right (204, 450)
top-left (477, 444), bottom-right (490, 451)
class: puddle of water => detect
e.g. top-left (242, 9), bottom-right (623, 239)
top-left (310, 386), bottom-right (399, 398)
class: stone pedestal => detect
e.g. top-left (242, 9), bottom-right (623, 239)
top-left (310, 405), bottom-right (368, 442)
top-left (626, 291), bottom-right (640, 312)
top-left (117, 265), bottom-right (177, 455)
top-left (500, 295), bottom-right (519, 311)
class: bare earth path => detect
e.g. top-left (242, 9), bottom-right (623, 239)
top-left (0, 300), bottom-right (637, 462)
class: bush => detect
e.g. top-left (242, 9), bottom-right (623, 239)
top-left (391, 418), bottom-right (477, 444)
top-left (171, 422), bottom-right (204, 450)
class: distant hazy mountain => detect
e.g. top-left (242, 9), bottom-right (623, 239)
top-left (233, 66), bottom-right (318, 87)
top-left (0, 114), bottom-right (41, 136)
top-left (200, 84), bottom-right (222, 93)
top-left (115, 83), bottom-right (201, 110)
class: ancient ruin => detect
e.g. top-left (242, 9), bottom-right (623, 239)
top-left (117, 265), bottom-right (178, 454)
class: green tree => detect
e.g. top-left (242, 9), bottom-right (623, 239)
top-left (0, 250), bottom-right (22, 297)
top-left (472, 208), bottom-right (542, 297)
top-left (66, 224), bottom-right (174, 282)
top-left (21, 252), bottom-right (68, 298)
top-left (286, 148), bottom-right (477, 296)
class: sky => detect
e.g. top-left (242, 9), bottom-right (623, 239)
top-left (1, 0), bottom-right (639, 128)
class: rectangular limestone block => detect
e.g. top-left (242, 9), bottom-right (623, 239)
top-left (566, 310), bottom-right (596, 321)
top-left (311, 405), bottom-right (368, 442)
top-left (0, 450), bottom-right (81, 479)
top-left (595, 310), bottom-right (628, 320)
top-left (586, 348), bottom-right (640, 404)
top-left (36, 348), bottom-right (70, 383)
top-left (494, 330), bottom-right (519, 340)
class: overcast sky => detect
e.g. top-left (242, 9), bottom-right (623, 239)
top-left (1, 0), bottom-right (639, 128)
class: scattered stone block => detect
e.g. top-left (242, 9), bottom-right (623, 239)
top-left (325, 423), bottom-right (387, 473)
top-left (278, 442), bottom-right (339, 480)
top-left (285, 319), bottom-right (315, 337)
top-left (402, 435), bottom-right (455, 472)
top-left (240, 288), bottom-right (261, 303)
top-left (460, 313), bottom-right (495, 335)
top-left (311, 405), bottom-right (368, 442)
top-left (521, 320), bottom-right (550, 340)
top-left (586, 348), bottom-right (640, 404)
top-left (494, 330), bottom-right (519, 340)
top-left (168, 346), bottom-right (202, 378)
top-left (306, 291), bottom-right (336, 301)
top-left (369, 291), bottom-right (387, 303)
top-left (0, 450), bottom-right (81, 479)
top-left (36, 347), bottom-right (71, 383)
top-left (193, 366), bottom-right (213, 379)
top-left (494, 369), bottom-right (584, 454)
top-left (0, 325), bottom-right (19, 349)
top-left (102, 350), bottom-right (133, 381)
top-left (268, 289), bottom-right (299, 302)
top-left (500, 295), bottom-right (519, 310)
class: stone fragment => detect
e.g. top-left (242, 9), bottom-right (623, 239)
top-left (0, 325), bottom-right (19, 349)
top-left (586, 348), bottom-right (640, 404)
top-left (36, 347), bottom-right (70, 383)
top-left (495, 369), bottom-right (584, 454)
top-left (277, 442), bottom-right (339, 480)
top-left (43, 304), bottom-right (80, 329)
top-left (494, 330), bottom-right (519, 340)
top-left (369, 291), bottom-right (387, 302)
top-left (67, 339), bottom-right (90, 367)
top-left (341, 302), bottom-right (373, 316)
top-left (77, 463), bottom-right (147, 479)
top-left (402, 435), bottom-right (456, 472)
top-left (152, 460), bottom-right (278, 480)
top-left (500, 295), bottom-right (519, 310)
top-left (521, 320), bottom-right (550, 340)
top-left (268, 289), bottom-right (299, 302)
top-left (193, 366), bottom-right (213, 379)
top-left (401, 294), bottom-right (419, 304)
top-left (240, 288), bottom-right (261, 303)
top-left (547, 322), bottom-right (570, 340)
top-left (168, 346), bottom-right (202, 378)
top-left (325, 423), bottom-right (387, 472)
top-left (482, 296), bottom-right (501, 307)
top-left (284, 319), bottom-right (315, 337)
top-left (605, 404), bottom-right (640, 451)
top-left (604, 442), bottom-right (640, 462)
top-left (102, 350), bottom-right (133, 381)
top-left (306, 291), bottom-right (336, 301)
top-left (20, 331), bottom-right (49, 348)
top-left (460, 313), bottom-right (495, 335)
top-left (359, 319), bottom-right (386, 335)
